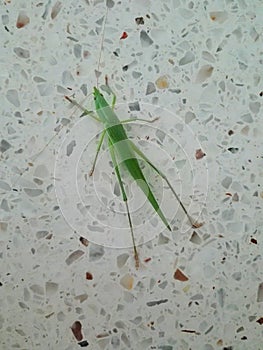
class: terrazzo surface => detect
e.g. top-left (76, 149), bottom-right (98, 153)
top-left (0, 0), bottom-right (262, 349)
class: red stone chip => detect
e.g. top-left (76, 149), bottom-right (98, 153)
top-left (174, 268), bottom-right (189, 282)
top-left (71, 321), bottom-right (83, 341)
top-left (120, 31), bottom-right (128, 39)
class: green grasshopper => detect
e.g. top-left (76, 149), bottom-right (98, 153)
top-left (65, 81), bottom-right (202, 269)
top-left (64, 5), bottom-right (202, 268)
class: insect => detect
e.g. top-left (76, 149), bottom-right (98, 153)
top-left (63, 5), bottom-right (202, 268)
top-left (65, 83), bottom-right (202, 268)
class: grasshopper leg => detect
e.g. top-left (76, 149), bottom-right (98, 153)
top-left (108, 138), bottom-right (139, 269)
top-left (89, 129), bottom-right (106, 177)
top-left (104, 75), bottom-right (117, 109)
top-left (130, 141), bottom-right (202, 228)
top-left (65, 96), bottom-right (100, 122)
top-left (120, 117), bottom-right (159, 124)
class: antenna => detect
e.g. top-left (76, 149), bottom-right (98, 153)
top-left (96, 5), bottom-right (109, 87)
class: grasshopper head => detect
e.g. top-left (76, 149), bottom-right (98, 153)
top-left (93, 86), bottom-right (100, 98)
top-left (93, 87), bottom-right (107, 111)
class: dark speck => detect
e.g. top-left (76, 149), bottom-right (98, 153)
top-left (146, 299), bottom-right (168, 307)
top-left (135, 17), bottom-right (144, 25)
top-left (78, 340), bottom-right (89, 347)
top-left (228, 147), bottom-right (239, 154)
top-left (67, 36), bottom-right (79, 42)
top-left (122, 65), bottom-right (128, 71)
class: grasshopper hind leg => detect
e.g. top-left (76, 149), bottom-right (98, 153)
top-left (89, 129), bottom-right (106, 177)
top-left (130, 141), bottom-right (203, 229)
top-left (108, 138), bottom-right (139, 269)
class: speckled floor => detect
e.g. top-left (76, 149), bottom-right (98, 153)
top-left (0, 0), bottom-right (262, 349)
